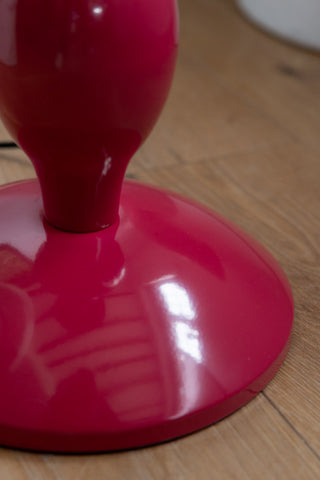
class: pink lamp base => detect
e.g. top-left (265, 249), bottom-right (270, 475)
top-left (0, 179), bottom-right (293, 452)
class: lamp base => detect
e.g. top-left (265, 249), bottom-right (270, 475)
top-left (0, 179), bottom-right (293, 452)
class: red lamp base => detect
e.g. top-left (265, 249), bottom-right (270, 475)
top-left (0, 179), bottom-right (293, 452)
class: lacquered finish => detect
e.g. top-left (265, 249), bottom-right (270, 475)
top-left (0, 0), bottom-right (178, 231)
top-left (0, 179), bottom-right (294, 452)
top-left (0, 0), bottom-right (294, 454)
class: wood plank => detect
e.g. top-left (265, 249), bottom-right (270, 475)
top-left (7, 396), bottom-right (317, 480)
top-left (179, 0), bottom-right (320, 150)
top-left (0, 119), bottom-right (11, 142)
top-left (0, 148), bottom-right (35, 184)
top-left (134, 50), bottom-right (291, 170)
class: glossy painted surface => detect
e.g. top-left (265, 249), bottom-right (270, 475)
top-left (0, 179), bottom-right (294, 452)
top-left (0, 0), bottom-right (179, 231)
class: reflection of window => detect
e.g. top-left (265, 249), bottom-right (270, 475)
top-left (175, 322), bottom-right (202, 364)
top-left (91, 1), bottom-right (106, 17)
top-left (92, 6), bottom-right (103, 16)
top-left (159, 282), bottom-right (195, 320)
top-left (159, 282), bottom-right (202, 363)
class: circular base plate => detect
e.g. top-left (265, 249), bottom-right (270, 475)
top-left (0, 180), bottom-right (293, 452)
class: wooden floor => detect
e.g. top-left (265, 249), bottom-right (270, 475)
top-left (1, 0), bottom-right (320, 478)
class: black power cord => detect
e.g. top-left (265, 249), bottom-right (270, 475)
top-left (0, 142), bottom-right (18, 148)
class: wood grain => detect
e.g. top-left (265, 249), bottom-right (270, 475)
top-left (0, 119), bottom-right (11, 143)
top-left (1, 0), bottom-right (320, 477)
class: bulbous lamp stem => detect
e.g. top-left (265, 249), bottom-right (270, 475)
top-left (0, 0), bottom-right (179, 232)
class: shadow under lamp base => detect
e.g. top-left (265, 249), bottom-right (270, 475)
top-left (0, 179), bottom-right (293, 452)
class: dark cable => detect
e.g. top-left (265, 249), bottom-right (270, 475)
top-left (0, 142), bottom-right (18, 148)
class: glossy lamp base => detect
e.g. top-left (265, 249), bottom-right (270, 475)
top-left (0, 179), bottom-right (293, 453)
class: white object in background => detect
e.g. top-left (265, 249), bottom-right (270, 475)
top-left (237, 0), bottom-right (320, 50)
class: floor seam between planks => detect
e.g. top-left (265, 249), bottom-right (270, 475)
top-left (132, 140), bottom-right (295, 175)
top-left (262, 391), bottom-right (320, 463)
